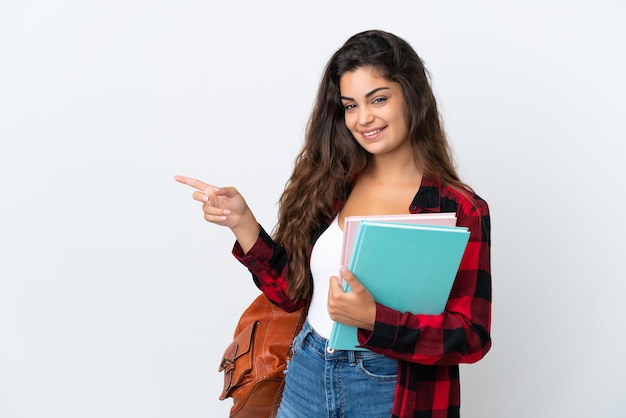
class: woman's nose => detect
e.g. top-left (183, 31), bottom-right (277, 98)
top-left (358, 107), bottom-right (374, 125)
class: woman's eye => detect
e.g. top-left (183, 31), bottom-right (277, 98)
top-left (373, 97), bottom-right (387, 104)
top-left (343, 103), bottom-right (356, 110)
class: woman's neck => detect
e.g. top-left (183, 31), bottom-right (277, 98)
top-left (364, 152), bottom-right (423, 186)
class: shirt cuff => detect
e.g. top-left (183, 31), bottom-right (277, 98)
top-left (357, 303), bottom-right (401, 350)
top-left (231, 225), bottom-right (272, 271)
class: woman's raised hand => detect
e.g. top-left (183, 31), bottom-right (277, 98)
top-left (174, 175), bottom-right (260, 252)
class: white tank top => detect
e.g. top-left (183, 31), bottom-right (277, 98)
top-left (307, 216), bottom-right (342, 339)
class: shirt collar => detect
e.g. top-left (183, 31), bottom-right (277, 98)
top-left (410, 177), bottom-right (442, 213)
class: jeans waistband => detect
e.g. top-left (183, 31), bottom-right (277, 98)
top-left (298, 320), bottom-right (384, 360)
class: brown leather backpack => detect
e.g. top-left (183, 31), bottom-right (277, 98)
top-left (219, 293), bottom-right (306, 418)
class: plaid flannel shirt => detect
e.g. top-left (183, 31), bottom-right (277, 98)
top-left (232, 177), bottom-right (492, 418)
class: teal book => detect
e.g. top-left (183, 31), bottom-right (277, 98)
top-left (328, 220), bottom-right (470, 351)
top-left (340, 213), bottom-right (458, 276)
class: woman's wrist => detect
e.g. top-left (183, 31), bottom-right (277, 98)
top-left (230, 211), bottom-right (261, 254)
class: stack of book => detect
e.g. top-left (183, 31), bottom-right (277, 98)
top-left (328, 213), bottom-right (470, 351)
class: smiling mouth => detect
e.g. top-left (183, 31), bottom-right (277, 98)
top-left (363, 128), bottom-right (382, 137)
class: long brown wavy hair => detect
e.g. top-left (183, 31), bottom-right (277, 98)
top-left (273, 30), bottom-right (471, 300)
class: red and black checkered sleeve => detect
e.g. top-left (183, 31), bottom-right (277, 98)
top-left (232, 225), bottom-right (305, 313)
top-left (358, 195), bottom-right (492, 365)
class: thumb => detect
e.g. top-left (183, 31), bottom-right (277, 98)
top-left (213, 186), bottom-right (240, 199)
top-left (339, 266), bottom-right (362, 292)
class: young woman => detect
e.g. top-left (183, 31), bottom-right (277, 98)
top-left (176, 29), bottom-right (491, 418)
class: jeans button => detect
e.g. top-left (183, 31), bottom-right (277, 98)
top-left (326, 346), bottom-right (335, 354)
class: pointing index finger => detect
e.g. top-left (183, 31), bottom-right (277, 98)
top-left (174, 175), bottom-right (214, 192)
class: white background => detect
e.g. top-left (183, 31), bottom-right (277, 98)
top-left (1, 1), bottom-right (625, 417)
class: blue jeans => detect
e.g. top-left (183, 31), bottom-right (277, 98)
top-left (276, 321), bottom-right (397, 418)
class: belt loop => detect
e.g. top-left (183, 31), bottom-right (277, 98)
top-left (293, 320), bottom-right (313, 352)
top-left (348, 350), bottom-right (356, 366)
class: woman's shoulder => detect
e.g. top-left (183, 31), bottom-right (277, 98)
top-left (439, 182), bottom-right (490, 217)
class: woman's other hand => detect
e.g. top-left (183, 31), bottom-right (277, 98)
top-left (328, 267), bottom-right (376, 331)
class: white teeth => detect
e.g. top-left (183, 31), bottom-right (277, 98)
top-left (363, 129), bottom-right (380, 137)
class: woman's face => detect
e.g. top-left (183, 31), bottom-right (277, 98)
top-left (340, 67), bottom-right (410, 157)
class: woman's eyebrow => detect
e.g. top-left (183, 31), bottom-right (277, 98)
top-left (340, 87), bottom-right (391, 101)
